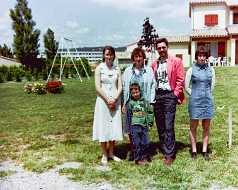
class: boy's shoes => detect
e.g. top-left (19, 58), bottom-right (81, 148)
top-left (202, 152), bottom-right (209, 161)
top-left (191, 152), bottom-right (197, 160)
top-left (101, 155), bottom-right (108, 165)
top-left (163, 157), bottom-right (175, 166)
top-left (142, 155), bottom-right (152, 162)
top-left (135, 160), bottom-right (147, 165)
top-left (108, 155), bottom-right (121, 162)
top-left (146, 156), bottom-right (152, 162)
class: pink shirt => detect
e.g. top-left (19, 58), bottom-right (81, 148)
top-left (151, 55), bottom-right (185, 104)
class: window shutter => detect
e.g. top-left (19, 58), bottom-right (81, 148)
top-left (205, 14), bottom-right (218, 26)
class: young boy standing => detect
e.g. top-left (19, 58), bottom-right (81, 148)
top-left (128, 83), bottom-right (154, 165)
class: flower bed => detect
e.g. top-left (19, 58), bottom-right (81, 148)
top-left (46, 81), bottom-right (64, 93)
top-left (24, 82), bottom-right (47, 94)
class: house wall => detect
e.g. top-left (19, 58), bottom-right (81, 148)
top-left (191, 4), bottom-right (228, 29)
top-left (230, 38), bottom-right (236, 66)
top-left (168, 43), bottom-right (190, 67)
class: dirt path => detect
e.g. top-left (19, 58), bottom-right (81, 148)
top-left (0, 160), bottom-right (117, 190)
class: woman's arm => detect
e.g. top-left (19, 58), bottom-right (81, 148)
top-left (114, 67), bottom-right (122, 101)
top-left (149, 68), bottom-right (156, 104)
top-left (185, 67), bottom-right (192, 96)
top-left (95, 66), bottom-right (109, 103)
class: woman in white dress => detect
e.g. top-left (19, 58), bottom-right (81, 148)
top-left (93, 46), bottom-right (123, 165)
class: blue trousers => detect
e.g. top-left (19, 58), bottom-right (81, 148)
top-left (130, 125), bottom-right (150, 161)
top-left (154, 90), bottom-right (177, 159)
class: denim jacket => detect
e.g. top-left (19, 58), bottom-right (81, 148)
top-left (122, 65), bottom-right (156, 105)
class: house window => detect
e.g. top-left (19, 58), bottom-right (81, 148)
top-left (233, 13), bottom-right (238, 24)
top-left (205, 14), bottom-right (218, 26)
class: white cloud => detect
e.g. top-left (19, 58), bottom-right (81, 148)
top-left (76, 27), bottom-right (90, 34)
top-left (0, 11), bottom-right (13, 46)
top-left (91, 0), bottom-right (188, 21)
top-left (66, 20), bottom-right (79, 29)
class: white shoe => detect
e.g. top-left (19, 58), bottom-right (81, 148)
top-left (109, 155), bottom-right (121, 162)
top-left (101, 155), bottom-right (108, 165)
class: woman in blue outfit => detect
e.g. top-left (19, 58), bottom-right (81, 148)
top-left (122, 47), bottom-right (155, 160)
top-left (185, 46), bottom-right (215, 160)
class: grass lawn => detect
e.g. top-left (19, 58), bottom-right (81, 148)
top-left (1, 67), bottom-right (238, 189)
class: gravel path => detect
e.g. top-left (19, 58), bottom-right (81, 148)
top-left (0, 160), bottom-right (117, 190)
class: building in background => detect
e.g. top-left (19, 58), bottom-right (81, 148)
top-left (119, 35), bottom-right (190, 67)
top-left (39, 0), bottom-right (238, 68)
top-left (57, 46), bottom-right (126, 65)
top-left (0, 56), bottom-right (21, 67)
top-left (190, 0), bottom-right (238, 66)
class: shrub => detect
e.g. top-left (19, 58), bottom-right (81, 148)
top-left (24, 82), bottom-right (47, 95)
top-left (32, 82), bottom-right (47, 94)
top-left (25, 71), bottom-right (32, 81)
top-left (46, 81), bottom-right (64, 93)
top-left (15, 70), bottom-right (22, 82)
top-left (0, 66), bottom-right (8, 76)
top-left (0, 73), bottom-right (5, 83)
top-left (6, 70), bottom-right (13, 81)
top-left (24, 83), bottom-right (33, 94)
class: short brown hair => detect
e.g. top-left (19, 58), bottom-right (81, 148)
top-left (195, 46), bottom-right (209, 60)
top-left (156, 38), bottom-right (169, 48)
top-left (131, 47), bottom-right (146, 61)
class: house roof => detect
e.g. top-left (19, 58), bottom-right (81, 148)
top-left (191, 28), bottom-right (228, 38)
top-left (0, 56), bottom-right (21, 66)
top-left (189, 0), bottom-right (227, 3)
top-left (126, 35), bottom-right (190, 48)
top-left (59, 46), bottom-right (126, 52)
top-left (227, 25), bottom-right (238, 34)
top-left (164, 35), bottom-right (190, 43)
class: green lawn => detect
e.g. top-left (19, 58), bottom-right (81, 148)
top-left (1, 67), bottom-right (238, 189)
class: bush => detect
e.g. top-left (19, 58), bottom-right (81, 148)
top-left (47, 81), bottom-right (64, 93)
top-left (24, 82), bottom-right (47, 95)
top-left (0, 65), bottom-right (8, 76)
top-left (0, 73), bottom-right (5, 83)
top-left (15, 70), bottom-right (22, 82)
top-left (25, 71), bottom-right (32, 81)
top-left (6, 70), bottom-right (13, 81)
top-left (32, 82), bottom-right (47, 94)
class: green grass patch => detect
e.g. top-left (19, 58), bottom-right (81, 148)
top-left (0, 170), bottom-right (15, 178)
top-left (1, 68), bottom-right (238, 189)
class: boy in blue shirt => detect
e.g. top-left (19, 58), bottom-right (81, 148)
top-left (128, 83), bottom-right (154, 165)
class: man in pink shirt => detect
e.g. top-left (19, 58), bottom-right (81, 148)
top-left (151, 38), bottom-right (185, 166)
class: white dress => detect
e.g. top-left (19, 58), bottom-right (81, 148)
top-left (93, 63), bottom-right (123, 142)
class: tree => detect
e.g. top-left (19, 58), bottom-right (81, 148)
top-left (10, 0), bottom-right (41, 69)
top-left (137, 17), bottom-right (159, 51)
top-left (0, 44), bottom-right (14, 58)
top-left (43, 28), bottom-right (59, 61)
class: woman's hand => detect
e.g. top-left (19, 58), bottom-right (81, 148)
top-left (122, 105), bottom-right (126, 114)
top-left (107, 99), bottom-right (116, 112)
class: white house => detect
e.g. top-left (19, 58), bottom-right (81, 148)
top-left (118, 0), bottom-right (238, 67)
top-left (117, 35), bottom-right (190, 67)
top-left (190, 0), bottom-right (238, 66)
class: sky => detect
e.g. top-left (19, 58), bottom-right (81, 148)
top-left (0, 0), bottom-right (236, 49)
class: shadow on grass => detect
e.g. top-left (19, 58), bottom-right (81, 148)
top-left (114, 141), bottom-right (189, 160)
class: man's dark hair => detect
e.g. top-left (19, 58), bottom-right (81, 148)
top-left (156, 38), bottom-right (169, 48)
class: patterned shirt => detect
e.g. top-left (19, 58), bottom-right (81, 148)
top-left (156, 60), bottom-right (171, 91)
top-left (128, 97), bottom-right (154, 127)
top-left (130, 68), bottom-right (145, 97)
